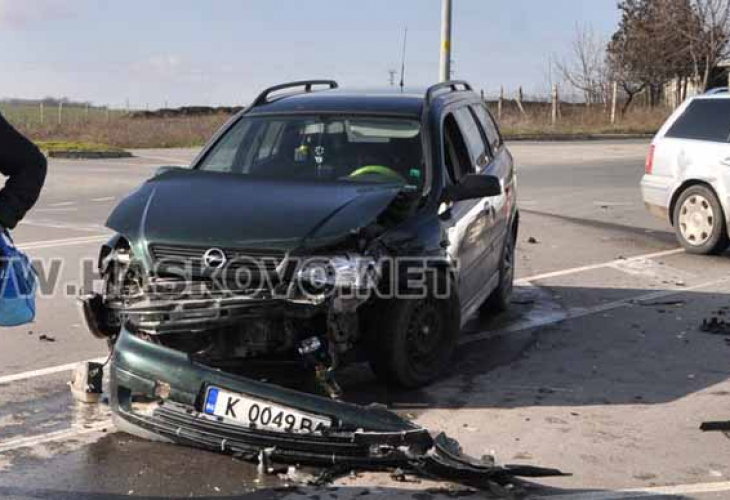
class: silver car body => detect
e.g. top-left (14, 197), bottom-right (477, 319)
top-left (641, 93), bottom-right (730, 228)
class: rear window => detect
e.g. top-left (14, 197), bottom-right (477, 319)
top-left (665, 99), bottom-right (730, 142)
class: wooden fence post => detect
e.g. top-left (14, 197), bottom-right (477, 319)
top-left (551, 84), bottom-right (559, 126)
top-left (516, 86), bottom-right (527, 119)
top-left (498, 85), bottom-right (504, 120)
top-left (57, 102), bottom-right (63, 126)
top-left (39, 103), bottom-right (44, 125)
top-left (610, 81), bottom-right (619, 125)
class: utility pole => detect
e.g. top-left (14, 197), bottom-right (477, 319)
top-left (399, 27), bottom-right (408, 91)
top-left (611, 81), bottom-right (619, 125)
top-left (439, 0), bottom-right (452, 82)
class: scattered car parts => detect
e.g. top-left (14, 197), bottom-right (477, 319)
top-left (105, 328), bottom-right (565, 488)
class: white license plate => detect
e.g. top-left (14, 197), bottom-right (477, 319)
top-left (203, 386), bottom-right (332, 435)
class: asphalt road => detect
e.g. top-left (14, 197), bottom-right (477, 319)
top-left (2, 141), bottom-right (730, 499)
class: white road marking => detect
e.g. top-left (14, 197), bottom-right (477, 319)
top-left (516, 248), bottom-right (684, 285)
top-left (91, 197), bottom-right (115, 202)
top-left (460, 276), bottom-right (730, 346)
top-left (34, 207), bottom-right (78, 213)
top-left (48, 202), bottom-right (76, 207)
top-left (18, 235), bottom-right (109, 250)
top-left (0, 420), bottom-right (112, 454)
top-left (134, 155), bottom-right (189, 164)
top-left (531, 480), bottom-right (730, 499)
top-left (0, 357), bottom-right (107, 385)
top-left (20, 219), bottom-right (107, 233)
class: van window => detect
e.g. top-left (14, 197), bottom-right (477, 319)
top-left (666, 100), bottom-right (730, 142)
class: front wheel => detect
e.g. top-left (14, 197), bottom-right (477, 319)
top-left (673, 185), bottom-right (729, 255)
top-left (368, 289), bottom-right (460, 388)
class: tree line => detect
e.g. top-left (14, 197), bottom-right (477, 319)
top-left (557, 0), bottom-right (730, 113)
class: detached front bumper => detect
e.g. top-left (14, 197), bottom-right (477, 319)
top-left (110, 329), bottom-right (567, 484)
top-left (111, 328), bottom-right (430, 466)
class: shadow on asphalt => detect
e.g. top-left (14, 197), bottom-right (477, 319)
top-left (0, 484), bottom-right (696, 499)
top-left (209, 284), bottom-right (730, 414)
top-left (520, 208), bottom-right (679, 246)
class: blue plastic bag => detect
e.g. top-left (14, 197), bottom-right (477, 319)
top-left (0, 232), bottom-right (37, 326)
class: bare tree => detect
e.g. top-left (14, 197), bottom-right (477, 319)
top-left (608, 0), bottom-right (698, 111)
top-left (556, 24), bottom-right (610, 105)
top-left (682, 0), bottom-right (730, 91)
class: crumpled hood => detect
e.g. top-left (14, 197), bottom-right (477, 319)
top-left (106, 169), bottom-right (401, 252)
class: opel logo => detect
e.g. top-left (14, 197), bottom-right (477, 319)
top-left (202, 248), bottom-right (227, 269)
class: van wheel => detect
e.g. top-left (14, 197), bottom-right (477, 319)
top-left (481, 224), bottom-right (516, 314)
top-left (673, 185), bottom-right (729, 255)
top-left (368, 288), bottom-right (459, 388)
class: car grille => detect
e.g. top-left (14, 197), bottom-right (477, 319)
top-left (149, 244), bottom-right (285, 284)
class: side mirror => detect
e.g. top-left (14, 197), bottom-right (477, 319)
top-left (443, 174), bottom-right (502, 203)
top-left (153, 165), bottom-right (184, 177)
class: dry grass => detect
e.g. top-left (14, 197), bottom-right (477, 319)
top-left (6, 102), bottom-right (671, 151)
top-left (17, 115), bottom-right (230, 149)
top-left (491, 102), bottom-right (670, 139)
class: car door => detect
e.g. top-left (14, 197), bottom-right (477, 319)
top-left (662, 98), bottom-right (730, 214)
top-left (470, 103), bottom-right (514, 257)
top-left (442, 108), bottom-right (495, 306)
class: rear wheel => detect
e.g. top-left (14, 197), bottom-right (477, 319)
top-left (481, 223), bottom-right (516, 314)
top-left (368, 284), bottom-right (459, 388)
top-left (673, 185), bottom-right (729, 255)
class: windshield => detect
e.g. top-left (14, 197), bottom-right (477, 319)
top-left (197, 115), bottom-right (425, 189)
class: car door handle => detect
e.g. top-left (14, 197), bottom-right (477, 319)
top-left (482, 201), bottom-right (493, 216)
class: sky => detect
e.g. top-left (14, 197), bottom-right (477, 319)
top-left (0, 0), bottom-right (621, 108)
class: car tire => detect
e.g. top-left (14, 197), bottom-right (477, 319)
top-left (673, 185), bottom-right (729, 255)
top-left (368, 280), bottom-right (460, 389)
top-left (480, 223), bottom-right (516, 314)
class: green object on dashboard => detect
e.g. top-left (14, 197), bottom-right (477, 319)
top-left (349, 165), bottom-right (405, 183)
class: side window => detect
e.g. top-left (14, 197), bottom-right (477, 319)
top-left (666, 100), bottom-right (730, 142)
top-left (453, 107), bottom-right (489, 170)
top-left (443, 113), bottom-right (472, 183)
top-left (471, 104), bottom-right (502, 152)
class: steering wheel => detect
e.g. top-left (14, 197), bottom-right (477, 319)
top-left (348, 165), bottom-right (406, 183)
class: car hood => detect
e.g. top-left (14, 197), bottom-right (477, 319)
top-left (106, 169), bottom-right (402, 253)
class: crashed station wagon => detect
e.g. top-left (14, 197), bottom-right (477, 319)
top-left (79, 80), bottom-right (529, 473)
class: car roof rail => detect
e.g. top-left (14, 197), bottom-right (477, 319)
top-left (251, 80), bottom-right (339, 107)
top-left (705, 87), bottom-right (728, 95)
top-left (425, 80), bottom-right (473, 105)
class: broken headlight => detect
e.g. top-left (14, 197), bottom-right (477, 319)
top-left (296, 256), bottom-right (378, 291)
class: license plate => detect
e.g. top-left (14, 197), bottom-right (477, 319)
top-left (203, 386), bottom-right (332, 435)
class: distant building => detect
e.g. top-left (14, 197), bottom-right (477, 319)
top-left (715, 59), bottom-right (730, 88)
top-left (665, 59), bottom-right (730, 108)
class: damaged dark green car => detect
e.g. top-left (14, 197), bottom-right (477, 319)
top-left (80, 80), bottom-right (562, 483)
